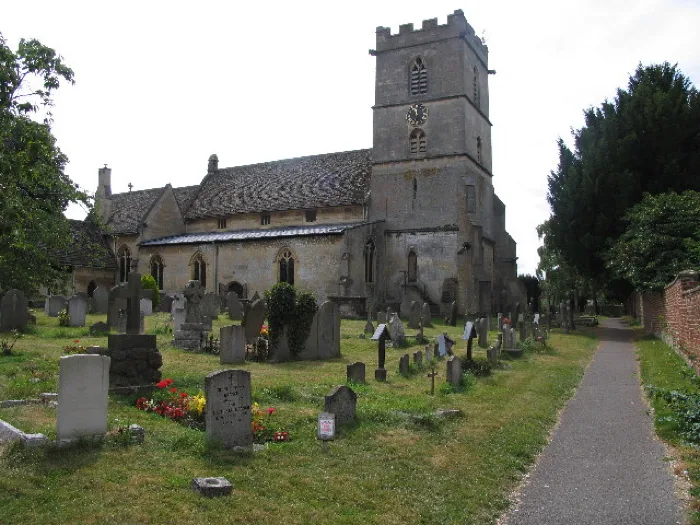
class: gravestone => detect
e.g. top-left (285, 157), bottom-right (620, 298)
top-left (425, 344), bottom-right (433, 363)
top-left (436, 334), bottom-right (448, 357)
top-left (377, 311), bottom-right (387, 324)
top-left (324, 385), bottom-right (357, 426)
top-left (57, 354), bottom-right (110, 441)
top-left (317, 301), bottom-right (341, 359)
top-left (47, 295), bottom-right (67, 317)
top-left (117, 311), bottom-right (145, 334)
top-left (463, 320), bottom-right (477, 360)
top-left (346, 362), bottom-right (366, 384)
top-left (220, 325), bottom-right (246, 364)
top-left (174, 280), bottom-right (209, 349)
top-left (448, 301), bottom-right (458, 326)
top-left (227, 292), bottom-right (244, 321)
top-left (0, 289), bottom-right (28, 331)
top-left (172, 308), bottom-right (186, 332)
top-left (68, 294), bottom-right (88, 327)
top-left (242, 298), bottom-right (266, 344)
top-left (201, 292), bottom-right (220, 319)
top-left (205, 369), bottom-right (252, 449)
top-left (364, 306), bottom-right (374, 335)
top-left (478, 318), bottom-right (488, 348)
top-left (487, 347), bottom-right (498, 365)
top-left (421, 303), bottom-right (432, 327)
top-left (91, 286), bottom-right (109, 314)
top-left (399, 354), bottom-right (410, 376)
top-left (171, 294), bottom-right (185, 314)
top-left (270, 325), bottom-right (290, 363)
top-left (251, 291), bottom-right (261, 302)
top-left (387, 313), bottom-right (406, 346)
top-left (300, 308), bottom-right (319, 360)
top-left (158, 294), bottom-right (174, 313)
top-left (408, 301), bottom-right (421, 329)
top-left (140, 298), bottom-right (153, 316)
top-left (89, 321), bottom-right (108, 336)
top-left (107, 284), bottom-right (127, 330)
top-left (446, 356), bottom-right (462, 388)
top-left (413, 350), bottom-right (423, 368)
top-left (371, 324), bottom-right (391, 381)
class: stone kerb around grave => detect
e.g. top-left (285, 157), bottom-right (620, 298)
top-left (205, 370), bottom-right (252, 449)
top-left (57, 354), bottom-right (110, 441)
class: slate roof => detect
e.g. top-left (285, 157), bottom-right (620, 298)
top-left (59, 220), bottom-right (117, 269)
top-left (184, 149), bottom-right (372, 220)
top-left (106, 185), bottom-right (199, 234)
top-left (140, 223), bottom-right (365, 247)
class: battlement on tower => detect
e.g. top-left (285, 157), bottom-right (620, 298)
top-left (375, 10), bottom-right (487, 65)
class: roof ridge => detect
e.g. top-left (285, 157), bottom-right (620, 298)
top-left (216, 148), bottom-right (372, 173)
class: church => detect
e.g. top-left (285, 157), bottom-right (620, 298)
top-left (78, 10), bottom-right (523, 318)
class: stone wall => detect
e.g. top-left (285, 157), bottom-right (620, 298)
top-left (72, 267), bottom-right (115, 297)
top-left (662, 272), bottom-right (700, 362)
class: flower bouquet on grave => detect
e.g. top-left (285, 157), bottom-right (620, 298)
top-left (135, 379), bottom-right (206, 430)
top-left (63, 339), bottom-right (87, 355)
top-left (252, 403), bottom-right (289, 443)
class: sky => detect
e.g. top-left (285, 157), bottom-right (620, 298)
top-left (3, 0), bottom-right (700, 276)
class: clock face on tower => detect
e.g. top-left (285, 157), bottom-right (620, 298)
top-left (406, 103), bottom-right (428, 126)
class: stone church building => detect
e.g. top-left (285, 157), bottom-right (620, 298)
top-left (82, 10), bottom-right (523, 318)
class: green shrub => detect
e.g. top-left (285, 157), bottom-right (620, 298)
top-left (265, 283), bottom-right (318, 357)
top-left (141, 275), bottom-right (161, 308)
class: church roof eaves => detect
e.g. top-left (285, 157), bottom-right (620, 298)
top-left (60, 219), bottom-right (117, 269)
top-left (184, 149), bottom-right (372, 220)
top-left (139, 223), bottom-right (365, 246)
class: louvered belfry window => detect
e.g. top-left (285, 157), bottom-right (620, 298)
top-left (410, 58), bottom-right (427, 95)
top-left (410, 128), bottom-right (426, 154)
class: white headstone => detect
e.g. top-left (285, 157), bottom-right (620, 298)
top-left (463, 321), bottom-right (474, 340)
top-left (172, 308), bottom-right (186, 332)
top-left (436, 334), bottom-right (447, 357)
top-left (57, 355), bottom-right (110, 441)
top-left (140, 298), bottom-right (153, 316)
top-left (67, 294), bottom-right (88, 327)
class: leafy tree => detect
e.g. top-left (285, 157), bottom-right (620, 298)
top-left (606, 191), bottom-right (700, 291)
top-left (545, 63), bottom-right (700, 286)
top-left (517, 274), bottom-right (541, 311)
top-left (0, 33), bottom-right (89, 294)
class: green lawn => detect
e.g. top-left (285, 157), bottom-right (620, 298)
top-left (637, 335), bottom-right (700, 522)
top-left (0, 312), bottom-right (598, 525)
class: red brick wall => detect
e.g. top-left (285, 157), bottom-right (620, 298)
top-left (639, 291), bottom-right (665, 336)
top-left (662, 271), bottom-right (700, 362)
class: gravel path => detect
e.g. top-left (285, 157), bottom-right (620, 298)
top-left (504, 318), bottom-right (682, 525)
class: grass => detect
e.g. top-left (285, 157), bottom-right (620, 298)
top-left (637, 335), bottom-right (700, 522)
top-left (0, 311), bottom-right (598, 525)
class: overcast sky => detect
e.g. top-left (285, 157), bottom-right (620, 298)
top-left (4, 0), bottom-right (700, 276)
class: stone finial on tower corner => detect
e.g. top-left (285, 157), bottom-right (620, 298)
top-left (97, 165), bottom-right (112, 197)
top-left (208, 154), bottom-right (219, 175)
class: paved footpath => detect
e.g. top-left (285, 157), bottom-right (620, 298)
top-left (505, 318), bottom-right (682, 525)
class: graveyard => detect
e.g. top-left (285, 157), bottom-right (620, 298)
top-left (0, 303), bottom-right (599, 525)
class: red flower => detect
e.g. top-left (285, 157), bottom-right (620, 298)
top-left (156, 380), bottom-right (168, 388)
top-left (180, 392), bottom-right (188, 398)
top-left (267, 407), bottom-right (275, 415)
top-left (73, 339), bottom-right (80, 343)
top-left (170, 387), bottom-right (178, 394)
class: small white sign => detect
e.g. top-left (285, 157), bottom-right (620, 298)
top-left (317, 412), bottom-right (335, 441)
top-left (463, 321), bottom-right (474, 340)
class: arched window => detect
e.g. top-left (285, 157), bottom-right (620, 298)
top-left (191, 253), bottom-right (207, 289)
top-left (473, 66), bottom-right (480, 107)
top-left (278, 248), bottom-right (295, 285)
top-left (410, 128), bottom-right (426, 154)
top-left (410, 57), bottom-right (428, 95)
top-left (477, 136), bottom-right (483, 164)
top-left (408, 250), bottom-right (417, 282)
top-left (150, 255), bottom-right (164, 290)
top-left (364, 238), bottom-right (376, 283)
top-left (117, 245), bottom-right (131, 283)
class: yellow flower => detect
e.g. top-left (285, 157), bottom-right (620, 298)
top-left (188, 393), bottom-right (206, 415)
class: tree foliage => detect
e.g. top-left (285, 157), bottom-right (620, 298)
top-left (517, 274), bottom-right (541, 310)
top-left (140, 274), bottom-right (161, 308)
top-left (0, 33), bottom-right (89, 294)
top-left (606, 191), bottom-right (700, 291)
top-left (265, 283), bottom-right (318, 358)
top-left (545, 63), bottom-right (700, 285)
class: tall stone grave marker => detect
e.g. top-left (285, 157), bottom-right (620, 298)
top-left (205, 370), bottom-right (252, 449)
top-left (0, 289), bottom-right (28, 331)
top-left (317, 301), bottom-right (341, 359)
top-left (242, 298), bottom-right (266, 344)
top-left (324, 385), bottom-right (357, 426)
top-left (399, 354), bottom-right (410, 376)
top-left (387, 313), bottom-right (406, 346)
top-left (57, 354), bottom-right (110, 441)
top-left (47, 295), bottom-right (67, 317)
top-left (227, 292), bottom-right (244, 321)
top-left (201, 292), bottom-right (220, 319)
top-left (421, 302), bottom-right (432, 327)
top-left (346, 362), bottom-right (366, 384)
top-left (68, 294), bottom-right (88, 327)
top-left (478, 318), bottom-right (488, 348)
top-left (220, 325), bottom-right (246, 364)
top-left (172, 307), bottom-right (186, 332)
top-left (91, 287), bottom-right (109, 315)
top-left (371, 324), bottom-right (391, 381)
top-left (446, 356), bottom-right (462, 388)
top-left (174, 280), bottom-right (208, 349)
top-left (413, 350), bottom-right (423, 368)
top-left (408, 301), bottom-right (421, 329)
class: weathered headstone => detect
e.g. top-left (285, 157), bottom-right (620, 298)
top-left (317, 301), bottom-right (341, 359)
top-left (399, 353), bottom-right (410, 376)
top-left (226, 292), bottom-right (244, 321)
top-left (413, 350), bottom-right (423, 368)
top-left (47, 295), bottom-right (67, 317)
top-left (57, 354), bottom-right (110, 441)
top-left (421, 302), bottom-right (432, 327)
top-left (205, 369), bottom-right (252, 449)
top-left (425, 344), bottom-right (433, 363)
top-left (201, 292), bottom-right (220, 319)
top-left (172, 308), bottom-right (186, 332)
top-left (478, 318), bottom-right (488, 348)
top-left (107, 284), bottom-right (127, 330)
top-left (140, 298), bottom-right (153, 316)
top-left (346, 362), bottom-right (366, 384)
top-left (171, 294), bottom-right (185, 314)
top-left (463, 320), bottom-right (477, 360)
top-left (91, 287), bottom-right (109, 315)
top-left (387, 313), bottom-right (406, 346)
top-left (220, 325), bottom-right (246, 364)
top-left (174, 280), bottom-right (208, 349)
top-left (446, 356), bottom-right (462, 387)
top-left (377, 311), bottom-right (387, 324)
top-left (324, 385), bottom-right (357, 426)
top-left (0, 289), bottom-right (28, 331)
top-left (487, 346), bottom-right (498, 365)
top-left (242, 298), bottom-right (266, 344)
top-left (68, 294), bottom-right (88, 327)
top-left (408, 301), bottom-right (421, 329)
top-left (371, 324), bottom-right (391, 381)
top-left (89, 321), bottom-right (108, 336)
top-left (436, 334), bottom-right (448, 357)
top-left (158, 294), bottom-right (174, 313)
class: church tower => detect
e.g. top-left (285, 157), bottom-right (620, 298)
top-left (369, 10), bottom-right (498, 315)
